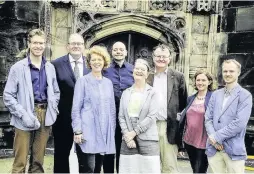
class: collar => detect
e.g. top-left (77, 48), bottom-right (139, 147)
top-left (224, 83), bottom-right (239, 97)
top-left (28, 55), bottom-right (46, 66)
top-left (69, 54), bottom-right (83, 64)
top-left (112, 60), bottom-right (126, 68)
top-left (155, 67), bottom-right (168, 75)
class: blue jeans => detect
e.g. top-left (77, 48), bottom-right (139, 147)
top-left (75, 144), bottom-right (103, 173)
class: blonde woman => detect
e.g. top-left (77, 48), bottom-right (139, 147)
top-left (71, 45), bottom-right (116, 173)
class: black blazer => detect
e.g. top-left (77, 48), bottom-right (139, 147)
top-left (178, 91), bottom-right (213, 150)
top-left (147, 68), bottom-right (188, 145)
top-left (51, 54), bottom-right (90, 125)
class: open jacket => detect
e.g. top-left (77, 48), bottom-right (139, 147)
top-left (3, 57), bottom-right (60, 130)
top-left (178, 91), bottom-right (213, 150)
top-left (147, 68), bottom-right (188, 144)
top-left (205, 85), bottom-right (252, 160)
top-left (118, 84), bottom-right (159, 141)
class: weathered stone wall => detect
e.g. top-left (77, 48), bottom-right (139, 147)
top-left (0, 1), bottom-right (44, 94)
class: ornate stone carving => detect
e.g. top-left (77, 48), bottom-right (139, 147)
top-left (149, 0), bottom-right (183, 11)
top-left (74, 0), bottom-right (116, 10)
top-left (124, 0), bottom-right (142, 12)
top-left (187, 0), bottom-right (218, 13)
top-left (135, 47), bottom-right (154, 68)
top-left (149, 14), bottom-right (185, 40)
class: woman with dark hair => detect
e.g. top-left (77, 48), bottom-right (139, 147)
top-left (178, 70), bottom-right (216, 173)
top-left (71, 45), bottom-right (116, 173)
top-left (118, 59), bottom-right (160, 173)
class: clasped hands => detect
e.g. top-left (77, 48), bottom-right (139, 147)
top-left (124, 131), bottom-right (137, 149)
top-left (209, 136), bottom-right (224, 151)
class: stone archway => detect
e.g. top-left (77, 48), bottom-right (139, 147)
top-left (76, 14), bottom-right (186, 72)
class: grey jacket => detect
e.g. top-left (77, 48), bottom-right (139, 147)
top-left (118, 84), bottom-right (159, 141)
top-left (3, 58), bottom-right (60, 130)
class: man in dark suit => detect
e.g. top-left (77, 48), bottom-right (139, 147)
top-left (51, 33), bottom-right (90, 173)
top-left (147, 44), bottom-right (187, 173)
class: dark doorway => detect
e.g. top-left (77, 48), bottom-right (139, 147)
top-left (92, 32), bottom-right (161, 67)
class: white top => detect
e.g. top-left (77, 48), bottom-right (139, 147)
top-left (69, 54), bottom-right (84, 78)
top-left (153, 69), bottom-right (168, 120)
top-left (128, 91), bottom-right (143, 118)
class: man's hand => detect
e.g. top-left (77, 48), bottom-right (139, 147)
top-left (22, 116), bottom-right (35, 128)
top-left (124, 131), bottom-right (137, 143)
top-left (126, 140), bottom-right (136, 149)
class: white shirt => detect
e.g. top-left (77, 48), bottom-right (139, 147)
top-left (69, 54), bottom-right (84, 78)
top-left (153, 69), bottom-right (168, 120)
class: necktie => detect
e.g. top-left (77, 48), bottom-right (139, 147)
top-left (74, 60), bottom-right (80, 80)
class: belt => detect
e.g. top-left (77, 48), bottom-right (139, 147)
top-left (35, 103), bottom-right (47, 109)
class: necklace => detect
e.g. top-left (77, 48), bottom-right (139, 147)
top-left (196, 96), bottom-right (205, 100)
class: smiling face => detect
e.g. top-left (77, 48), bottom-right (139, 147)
top-left (195, 73), bottom-right (211, 92)
top-left (28, 35), bottom-right (45, 57)
top-left (67, 34), bottom-right (85, 57)
top-left (111, 42), bottom-right (127, 61)
top-left (222, 62), bottom-right (240, 85)
top-left (90, 53), bottom-right (105, 73)
top-left (153, 47), bottom-right (171, 69)
top-left (133, 62), bottom-right (148, 82)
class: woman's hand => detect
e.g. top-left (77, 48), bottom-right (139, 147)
top-left (74, 134), bottom-right (84, 144)
top-left (124, 131), bottom-right (137, 143)
top-left (126, 140), bottom-right (136, 149)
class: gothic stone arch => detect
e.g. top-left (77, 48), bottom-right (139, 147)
top-left (76, 14), bottom-right (186, 72)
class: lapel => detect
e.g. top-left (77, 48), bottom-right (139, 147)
top-left (220, 85), bottom-right (241, 117)
top-left (63, 54), bottom-right (76, 83)
top-left (23, 58), bottom-right (34, 106)
top-left (167, 68), bottom-right (174, 104)
top-left (147, 72), bottom-right (155, 87)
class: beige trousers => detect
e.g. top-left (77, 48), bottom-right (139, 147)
top-left (208, 151), bottom-right (245, 173)
top-left (12, 107), bottom-right (50, 173)
top-left (157, 121), bottom-right (179, 173)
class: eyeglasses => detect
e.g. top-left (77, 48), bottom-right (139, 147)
top-left (154, 55), bottom-right (170, 59)
top-left (30, 41), bottom-right (45, 46)
top-left (69, 42), bottom-right (84, 46)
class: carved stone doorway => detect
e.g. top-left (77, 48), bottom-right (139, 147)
top-left (92, 32), bottom-right (161, 67)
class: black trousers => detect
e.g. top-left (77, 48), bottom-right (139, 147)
top-left (185, 143), bottom-right (208, 173)
top-left (76, 144), bottom-right (104, 173)
top-left (53, 123), bottom-right (73, 173)
top-left (94, 125), bottom-right (122, 173)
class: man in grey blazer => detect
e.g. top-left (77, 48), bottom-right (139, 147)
top-left (147, 44), bottom-right (187, 173)
top-left (205, 59), bottom-right (252, 173)
top-left (3, 29), bottom-right (60, 173)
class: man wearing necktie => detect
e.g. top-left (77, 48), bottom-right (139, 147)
top-left (51, 33), bottom-right (90, 173)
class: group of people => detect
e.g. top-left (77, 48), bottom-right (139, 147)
top-left (3, 28), bottom-right (252, 174)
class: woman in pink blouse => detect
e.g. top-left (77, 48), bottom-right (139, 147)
top-left (178, 70), bottom-right (216, 173)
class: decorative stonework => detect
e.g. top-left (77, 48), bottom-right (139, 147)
top-left (187, 0), bottom-right (219, 13)
top-left (149, 0), bottom-right (183, 11)
top-left (192, 15), bottom-right (209, 34)
top-left (135, 47), bottom-right (153, 67)
top-left (74, 0), bottom-right (116, 10)
top-left (124, 0), bottom-right (142, 12)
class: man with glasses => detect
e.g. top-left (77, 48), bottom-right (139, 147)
top-left (95, 41), bottom-right (134, 173)
top-left (3, 29), bottom-right (60, 173)
top-left (147, 44), bottom-right (187, 173)
top-left (52, 33), bottom-right (90, 173)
